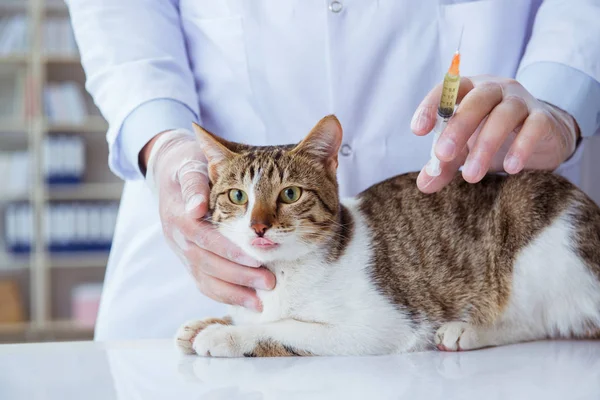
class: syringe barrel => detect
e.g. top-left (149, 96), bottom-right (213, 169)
top-left (438, 73), bottom-right (460, 118)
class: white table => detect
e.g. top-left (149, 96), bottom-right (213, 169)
top-left (1, 340), bottom-right (599, 399)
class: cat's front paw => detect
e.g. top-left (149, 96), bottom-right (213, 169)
top-left (435, 322), bottom-right (482, 351)
top-left (193, 324), bottom-right (255, 358)
top-left (175, 317), bottom-right (232, 354)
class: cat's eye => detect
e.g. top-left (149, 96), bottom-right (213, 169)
top-left (279, 186), bottom-right (302, 204)
top-left (228, 189), bottom-right (248, 205)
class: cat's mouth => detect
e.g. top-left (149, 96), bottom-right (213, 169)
top-left (251, 237), bottom-right (279, 250)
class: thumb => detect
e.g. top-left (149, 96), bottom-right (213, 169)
top-left (178, 159), bottom-right (210, 218)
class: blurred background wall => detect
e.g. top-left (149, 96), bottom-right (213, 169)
top-left (0, 0), bottom-right (122, 343)
top-left (0, 0), bottom-right (598, 344)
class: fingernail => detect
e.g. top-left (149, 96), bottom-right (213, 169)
top-left (234, 253), bottom-right (261, 268)
top-left (425, 160), bottom-right (441, 177)
top-left (417, 169), bottom-right (436, 191)
top-left (185, 194), bottom-right (206, 213)
top-left (253, 278), bottom-right (271, 290)
top-left (463, 160), bottom-right (481, 179)
top-left (504, 155), bottom-right (521, 174)
top-left (244, 298), bottom-right (262, 312)
top-left (411, 107), bottom-right (430, 132)
top-left (436, 137), bottom-right (456, 159)
top-left (171, 228), bottom-right (189, 251)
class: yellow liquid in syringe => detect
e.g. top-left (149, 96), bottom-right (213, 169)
top-left (438, 52), bottom-right (461, 118)
top-left (426, 51), bottom-right (461, 177)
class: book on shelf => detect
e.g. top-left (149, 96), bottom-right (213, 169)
top-left (0, 135), bottom-right (85, 199)
top-left (71, 282), bottom-right (102, 328)
top-left (0, 65), bottom-right (26, 120)
top-left (3, 201), bottom-right (118, 255)
top-left (0, 15), bottom-right (28, 55)
top-left (0, 150), bottom-right (29, 198)
top-left (0, 280), bottom-right (25, 323)
top-left (44, 81), bottom-right (88, 124)
top-left (43, 16), bottom-right (78, 56)
top-left (43, 134), bottom-right (85, 184)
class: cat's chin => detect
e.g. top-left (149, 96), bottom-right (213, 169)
top-left (243, 244), bottom-right (315, 264)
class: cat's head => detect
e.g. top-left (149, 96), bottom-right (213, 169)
top-left (193, 115), bottom-right (343, 263)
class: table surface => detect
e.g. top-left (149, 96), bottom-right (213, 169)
top-left (1, 339), bottom-right (599, 400)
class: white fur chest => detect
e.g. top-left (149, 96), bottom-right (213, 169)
top-left (230, 257), bottom-right (330, 325)
top-left (228, 200), bottom-right (419, 353)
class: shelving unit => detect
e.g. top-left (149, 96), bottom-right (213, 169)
top-left (0, 320), bottom-right (94, 344)
top-left (0, 0), bottom-right (121, 343)
top-left (0, 54), bottom-right (29, 63)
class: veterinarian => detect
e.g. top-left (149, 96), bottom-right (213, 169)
top-left (66, 0), bottom-right (600, 340)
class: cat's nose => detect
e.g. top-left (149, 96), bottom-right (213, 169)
top-left (250, 221), bottom-right (271, 237)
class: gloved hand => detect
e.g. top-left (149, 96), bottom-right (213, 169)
top-left (143, 129), bottom-right (275, 310)
top-left (411, 75), bottom-right (581, 193)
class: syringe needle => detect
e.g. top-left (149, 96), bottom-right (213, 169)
top-left (426, 31), bottom-right (463, 177)
top-left (457, 25), bottom-right (464, 53)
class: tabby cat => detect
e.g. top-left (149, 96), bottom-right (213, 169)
top-left (176, 115), bottom-right (600, 357)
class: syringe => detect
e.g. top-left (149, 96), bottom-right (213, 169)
top-left (426, 42), bottom-right (462, 177)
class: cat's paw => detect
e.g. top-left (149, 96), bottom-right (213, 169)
top-left (175, 317), bottom-right (232, 354)
top-left (192, 324), bottom-right (255, 358)
top-left (435, 322), bottom-right (482, 352)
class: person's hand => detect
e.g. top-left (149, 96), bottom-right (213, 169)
top-left (142, 129), bottom-right (275, 311)
top-left (411, 75), bottom-right (581, 193)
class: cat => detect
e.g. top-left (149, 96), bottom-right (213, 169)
top-left (175, 115), bottom-right (600, 357)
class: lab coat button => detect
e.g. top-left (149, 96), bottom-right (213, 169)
top-left (329, 1), bottom-right (343, 13)
top-left (340, 144), bottom-right (352, 156)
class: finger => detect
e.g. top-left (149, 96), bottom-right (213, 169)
top-left (435, 81), bottom-right (504, 162)
top-left (188, 246), bottom-right (275, 290)
top-left (503, 109), bottom-right (558, 173)
top-left (411, 77), bottom-right (475, 136)
top-left (178, 159), bottom-right (210, 217)
top-left (417, 147), bottom-right (469, 193)
top-left (187, 221), bottom-right (261, 268)
top-left (195, 271), bottom-right (262, 311)
top-left (462, 96), bottom-right (529, 182)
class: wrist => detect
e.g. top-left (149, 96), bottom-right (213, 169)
top-left (144, 128), bottom-right (197, 196)
top-left (139, 130), bottom-right (173, 176)
top-left (542, 101), bottom-right (581, 160)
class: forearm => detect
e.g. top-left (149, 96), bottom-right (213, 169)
top-left (516, 0), bottom-right (600, 138)
top-left (66, 0), bottom-right (199, 179)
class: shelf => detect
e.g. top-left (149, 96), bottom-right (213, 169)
top-left (0, 54), bottom-right (29, 64)
top-left (47, 182), bottom-right (123, 201)
top-left (0, 320), bottom-right (94, 343)
top-left (45, 1), bottom-right (69, 13)
top-left (0, 258), bottom-right (30, 271)
top-left (43, 54), bottom-right (81, 64)
top-left (3, 183), bottom-right (124, 202)
top-left (0, 1), bottom-right (27, 13)
top-left (0, 1), bottom-right (69, 13)
top-left (44, 116), bottom-right (108, 133)
top-left (0, 320), bottom-right (93, 335)
top-left (0, 119), bottom-right (27, 134)
top-left (0, 191), bottom-right (29, 202)
top-left (50, 253), bottom-right (109, 269)
top-left (0, 253), bottom-right (110, 269)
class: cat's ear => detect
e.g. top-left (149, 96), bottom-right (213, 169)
top-left (292, 115), bottom-right (343, 173)
top-left (192, 123), bottom-right (236, 181)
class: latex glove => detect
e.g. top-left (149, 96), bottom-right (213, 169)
top-left (411, 75), bottom-right (581, 193)
top-left (144, 129), bottom-right (275, 310)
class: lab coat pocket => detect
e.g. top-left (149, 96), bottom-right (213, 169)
top-left (439, 0), bottom-right (533, 78)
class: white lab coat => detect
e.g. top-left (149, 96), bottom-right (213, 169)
top-left (66, 0), bottom-right (600, 340)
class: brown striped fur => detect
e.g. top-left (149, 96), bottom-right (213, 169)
top-left (359, 170), bottom-right (600, 327)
